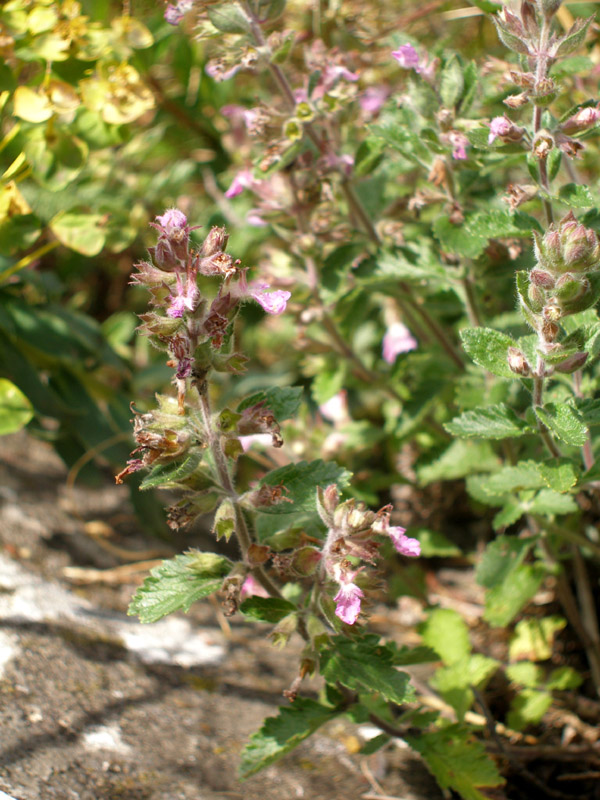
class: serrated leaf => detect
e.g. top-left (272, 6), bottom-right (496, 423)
top-left (0, 378), bottom-right (33, 434)
top-left (493, 501), bottom-right (524, 530)
top-left (493, 16), bottom-right (530, 55)
top-left (557, 183), bottom-right (594, 208)
top-left (534, 403), bottom-right (588, 446)
top-left (421, 608), bottom-right (470, 666)
top-left (445, 404), bottom-right (531, 439)
top-left (433, 216), bottom-right (487, 259)
top-left (128, 552), bottom-right (231, 623)
top-left (418, 440), bottom-right (499, 485)
top-left (320, 637), bottom-right (414, 705)
top-left (258, 460), bottom-right (351, 515)
top-left (460, 327), bottom-right (517, 378)
top-left (237, 386), bottom-right (302, 421)
top-left (430, 654), bottom-right (498, 721)
top-left (509, 616), bottom-right (566, 661)
top-left (139, 450), bottom-right (204, 491)
top-left (537, 458), bottom-right (579, 492)
top-left (507, 689), bottom-right (553, 730)
top-left (407, 724), bottom-right (504, 800)
top-left (546, 666), bottom-right (582, 690)
top-left (506, 662), bottom-right (543, 688)
top-left (528, 488), bottom-right (578, 516)
top-left (477, 461), bottom-right (544, 496)
top-left (484, 563), bottom-right (546, 627)
top-left (476, 536), bottom-right (534, 588)
top-left (240, 596), bottom-right (297, 623)
top-left (239, 698), bottom-right (340, 779)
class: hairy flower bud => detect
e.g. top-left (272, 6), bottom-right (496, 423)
top-left (530, 268), bottom-right (555, 288)
top-left (555, 351), bottom-right (589, 373)
top-left (201, 226), bottom-right (229, 257)
top-left (507, 347), bottom-right (531, 375)
top-left (488, 115), bottom-right (526, 146)
top-left (533, 212), bottom-right (600, 275)
top-left (532, 130), bottom-right (554, 158)
top-left (561, 105), bottom-right (600, 135)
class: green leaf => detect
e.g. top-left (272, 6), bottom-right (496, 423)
top-left (0, 378), bottom-right (34, 434)
top-left (506, 662), bottom-right (544, 688)
top-left (460, 327), bottom-right (517, 378)
top-left (557, 183), bottom-right (594, 208)
top-left (492, 501), bottom-right (525, 530)
top-left (239, 698), bottom-right (340, 779)
top-left (433, 216), bottom-right (486, 259)
top-left (237, 386), bottom-right (303, 421)
top-left (412, 528), bottom-right (461, 557)
top-left (407, 724), bottom-right (505, 800)
top-left (476, 536), bottom-right (534, 588)
top-left (484, 564), bottom-right (546, 627)
top-left (207, 2), bottom-right (252, 32)
top-left (537, 458), bottom-right (580, 492)
top-left (509, 616), bottom-right (566, 661)
top-left (553, 16), bottom-right (593, 58)
top-left (421, 608), bottom-right (470, 666)
top-left (546, 666), bottom-right (582, 690)
top-left (239, 596), bottom-right (297, 623)
top-left (534, 403), bottom-right (588, 446)
top-left (128, 552), bottom-right (231, 623)
top-left (493, 16), bottom-right (530, 55)
top-left (430, 654), bottom-right (498, 721)
top-left (49, 211), bottom-right (106, 256)
top-left (528, 488), bottom-right (578, 516)
top-left (575, 398), bottom-right (600, 426)
top-left (320, 636), bottom-right (415, 705)
top-left (139, 450), bottom-right (205, 491)
top-left (360, 733), bottom-right (391, 754)
top-left (258, 460), bottom-right (351, 515)
top-left (507, 689), bottom-right (553, 730)
top-left (477, 461), bottom-right (544, 496)
top-left (418, 440), bottom-right (499, 484)
top-left (445, 404), bottom-right (531, 439)
top-left (440, 55), bottom-right (464, 109)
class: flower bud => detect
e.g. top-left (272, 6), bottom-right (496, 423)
top-left (533, 212), bottom-right (600, 275)
top-left (532, 130), bottom-right (554, 158)
top-left (543, 303), bottom-right (562, 321)
top-left (488, 115), bottom-right (526, 146)
top-left (555, 351), bottom-right (589, 373)
top-left (561, 105), bottom-right (600, 135)
top-left (507, 347), bottom-right (531, 375)
top-left (555, 273), bottom-right (589, 302)
top-left (291, 546), bottom-right (322, 576)
top-left (201, 226), bottom-right (229, 257)
top-left (527, 282), bottom-right (545, 312)
top-left (538, 0), bottom-right (562, 18)
top-left (530, 268), bottom-right (555, 288)
top-left (317, 484), bottom-right (340, 527)
top-left (504, 92), bottom-right (530, 109)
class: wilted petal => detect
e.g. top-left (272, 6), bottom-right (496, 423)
top-left (240, 574), bottom-right (270, 601)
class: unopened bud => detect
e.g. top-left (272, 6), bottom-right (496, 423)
top-left (201, 226), bottom-right (229, 257)
top-left (561, 105), bottom-right (600, 135)
top-left (504, 92), bottom-right (530, 109)
top-left (555, 351), bottom-right (589, 373)
top-left (488, 115), bottom-right (526, 146)
top-left (507, 347), bottom-right (531, 375)
top-left (291, 546), bottom-right (322, 576)
top-left (247, 543), bottom-right (271, 567)
top-left (527, 282), bottom-right (545, 311)
top-left (316, 484), bottom-right (339, 527)
top-left (509, 71), bottom-right (535, 88)
top-left (532, 130), bottom-right (554, 158)
top-left (530, 268), bottom-right (555, 287)
top-left (532, 78), bottom-right (556, 106)
top-left (538, 0), bottom-right (562, 18)
top-left (555, 273), bottom-right (589, 302)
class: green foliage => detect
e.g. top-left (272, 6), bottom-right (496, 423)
top-left (445, 404), bottom-right (532, 439)
top-left (407, 725), bottom-right (505, 800)
top-left (257, 460), bottom-right (352, 515)
top-left (420, 609), bottom-right (471, 666)
top-left (128, 552), bottom-right (231, 624)
top-left (0, 377), bottom-right (33, 434)
top-left (239, 698), bottom-right (340, 779)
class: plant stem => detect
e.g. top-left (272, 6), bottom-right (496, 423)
top-left (196, 383), bottom-right (283, 599)
top-left (573, 368), bottom-right (595, 470)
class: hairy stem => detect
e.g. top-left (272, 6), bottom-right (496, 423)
top-left (196, 384), bottom-right (283, 599)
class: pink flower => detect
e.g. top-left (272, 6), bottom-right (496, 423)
top-left (392, 44), bottom-right (421, 72)
top-left (449, 132), bottom-right (469, 161)
top-left (164, 0), bottom-right (192, 25)
top-left (319, 391), bottom-right (350, 425)
top-left (155, 208), bottom-right (187, 231)
top-left (334, 581), bottom-right (364, 625)
top-left (488, 116), bottom-right (512, 145)
top-left (166, 272), bottom-right (199, 318)
top-left (240, 573), bottom-right (270, 601)
top-left (388, 526), bottom-right (421, 557)
top-left (248, 282), bottom-right (291, 315)
top-left (239, 433), bottom-right (273, 451)
top-left (359, 86), bottom-right (389, 114)
top-left (205, 60), bottom-right (242, 82)
top-left (382, 322), bottom-right (417, 364)
top-left (387, 526), bottom-right (421, 558)
top-left (225, 169), bottom-right (263, 199)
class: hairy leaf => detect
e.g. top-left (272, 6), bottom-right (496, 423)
top-left (534, 403), bottom-right (588, 446)
top-left (258, 460), bottom-right (351, 515)
top-left (445, 404), bottom-right (531, 439)
top-left (421, 608), bottom-right (470, 665)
